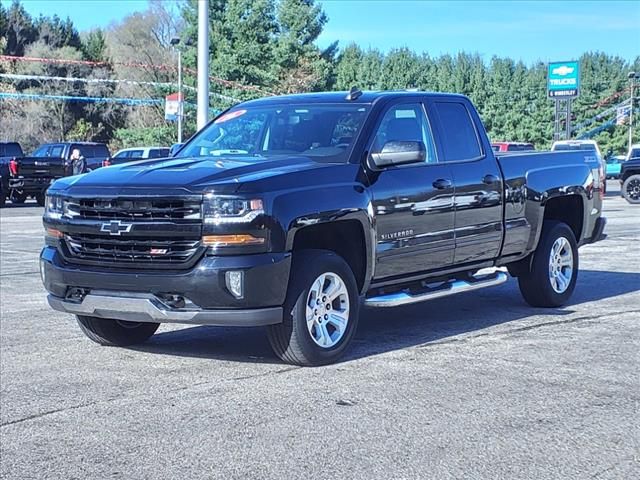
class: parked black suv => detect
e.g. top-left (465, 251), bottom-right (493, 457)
top-left (41, 91), bottom-right (606, 365)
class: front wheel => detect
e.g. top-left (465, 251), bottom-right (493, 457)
top-left (76, 315), bottom-right (159, 346)
top-left (267, 250), bottom-right (360, 366)
top-left (517, 221), bottom-right (579, 308)
top-left (622, 174), bottom-right (640, 204)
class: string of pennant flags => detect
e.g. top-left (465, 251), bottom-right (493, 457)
top-left (0, 91), bottom-right (222, 115)
top-left (0, 72), bottom-right (242, 103)
top-left (0, 54), bottom-right (273, 95)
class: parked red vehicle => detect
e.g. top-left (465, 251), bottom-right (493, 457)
top-left (492, 142), bottom-right (535, 153)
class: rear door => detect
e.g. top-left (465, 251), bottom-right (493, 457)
top-left (427, 98), bottom-right (504, 264)
top-left (368, 100), bottom-right (455, 279)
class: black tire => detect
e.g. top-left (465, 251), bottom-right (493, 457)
top-left (10, 190), bottom-right (27, 204)
top-left (35, 192), bottom-right (46, 207)
top-left (622, 174), bottom-right (640, 204)
top-left (267, 250), bottom-right (360, 366)
top-left (76, 315), bottom-right (159, 346)
top-left (518, 221), bottom-right (579, 308)
top-left (0, 191), bottom-right (5, 208)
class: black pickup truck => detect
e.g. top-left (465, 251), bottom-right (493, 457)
top-left (13, 142), bottom-right (110, 205)
top-left (41, 91), bottom-right (606, 366)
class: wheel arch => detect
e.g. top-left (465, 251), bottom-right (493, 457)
top-left (287, 212), bottom-right (374, 294)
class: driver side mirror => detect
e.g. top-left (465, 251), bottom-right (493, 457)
top-left (370, 141), bottom-right (426, 168)
top-left (169, 143), bottom-right (184, 157)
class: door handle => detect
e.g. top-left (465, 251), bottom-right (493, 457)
top-left (432, 178), bottom-right (452, 190)
top-left (482, 174), bottom-right (499, 184)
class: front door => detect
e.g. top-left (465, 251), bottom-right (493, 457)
top-left (368, 102), bottom-right (456, 280)
top-left (428, 98), bottom-right (504, 264)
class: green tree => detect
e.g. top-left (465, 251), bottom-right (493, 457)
top-left (1, 0), bottom-right (37, 56)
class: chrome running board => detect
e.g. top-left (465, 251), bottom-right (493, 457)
top-left (364, 270), bottom-right (508, 307)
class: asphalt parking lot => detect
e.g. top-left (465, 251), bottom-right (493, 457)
top-left (1, 180), bottom-right (638, 480)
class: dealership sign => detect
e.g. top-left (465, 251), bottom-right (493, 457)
top-left (165, 92), bottom-right (183, 121)
top-left (548, 61), bottom-right (580, 98)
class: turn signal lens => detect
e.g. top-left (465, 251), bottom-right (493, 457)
top-left (46, 227), bottom-right (64, 239)
top-left (202, 234), bottom-right (264, 247)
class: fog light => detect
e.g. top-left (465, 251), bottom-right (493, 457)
top-left (225, 270), bottom-right (244, 299)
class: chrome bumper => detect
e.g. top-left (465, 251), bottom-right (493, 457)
top-left (47, 291), bottom-right (283, 327)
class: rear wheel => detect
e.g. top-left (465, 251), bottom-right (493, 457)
top-left (622, 174), bottom-right (640, 204)
top-left (517, 221), bottom-right (578, 307)
top-left (267, 250), bottom-right (360, 366)
top-left (10, 190), bottom-right (27, 204)
top-left (76, 315), bottom-right (159, 346)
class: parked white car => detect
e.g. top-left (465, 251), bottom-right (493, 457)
top-left (108, 146), bottom-right (171, 165)
top-left (551, 140), bottom-right (606, 192)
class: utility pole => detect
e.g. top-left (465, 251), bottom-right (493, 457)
top-left (629, 72), bottom-right (639, 152)
top-left (197, 0), bottom-right (209, 131)
top-left (170, 37), bottom-right (183, 143)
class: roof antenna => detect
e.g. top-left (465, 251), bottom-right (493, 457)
top-left (346, 86), bottom-right (363, 101)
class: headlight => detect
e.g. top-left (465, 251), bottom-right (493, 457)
top-left (202, 195), bottom-right (266, 252)
top-left (44, 194), bottom-right (63, 219)
top-left (203, 194), bottom-right (264, 225)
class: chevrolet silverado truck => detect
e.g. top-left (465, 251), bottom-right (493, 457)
top-left (15, 142), bottom-right (111, 206)
top-left (41, 91), bottom-right (607, 366)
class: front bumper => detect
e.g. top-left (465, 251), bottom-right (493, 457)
top-left (41, 246), bottom-right (291, 326)
top-left (47, 291), bottom-right (282, 326)
top-left (10, 176), bottom-right (52, 193)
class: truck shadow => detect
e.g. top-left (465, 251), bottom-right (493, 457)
top-left (134, 269), bottom-right (640, 364)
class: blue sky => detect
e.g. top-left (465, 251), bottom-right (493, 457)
top-left (20, 0), bottom-right (640, 64)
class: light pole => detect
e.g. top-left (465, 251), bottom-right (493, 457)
top-left (170, 37), bottom-right (183, 143)
top-left (197, 0), bottom-right (209, 130)
top-left (628, 71), bottom-right (640, 153)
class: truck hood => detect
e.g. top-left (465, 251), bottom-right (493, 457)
top-left (51, 155), bottom-right (336, 193)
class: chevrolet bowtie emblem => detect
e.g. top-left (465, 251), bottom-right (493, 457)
top-left (100, 220), bottom-right (133, 236)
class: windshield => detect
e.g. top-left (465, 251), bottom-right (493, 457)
top-left (178, 104), bottom-right (369, 163)
top-left (630, 148), bottom-right (640, 159)
top-left (553, 143), bottom-right (596, 152)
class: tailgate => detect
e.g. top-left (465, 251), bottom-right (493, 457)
top-left (19, 156), bottom-right (66, 178)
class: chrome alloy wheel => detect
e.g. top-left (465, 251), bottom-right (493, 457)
top-left (548, 237), bottom-right (573, 294)
top-left (306, 272), bottom-right (350, 348)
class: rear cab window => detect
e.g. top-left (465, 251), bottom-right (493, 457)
top-left (32, 145), bottom-right (51, 157)
top-left (431, 101), bottom-right (483, 162)
top-left (49, 145), bottom-right (65, 158)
